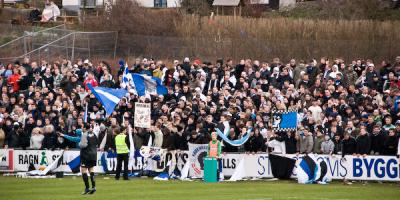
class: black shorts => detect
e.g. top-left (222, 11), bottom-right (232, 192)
top-left (81, 158), bottom-right (96, 168)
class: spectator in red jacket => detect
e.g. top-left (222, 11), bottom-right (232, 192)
top-left (7, 67), bottom-right (21, 92)
top-left (84, 71), bottom-right (99, 90)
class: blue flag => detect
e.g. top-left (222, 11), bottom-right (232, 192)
top-left (121, 62), bottom-right (134, 89)
top-left (215, 123), bottom-right (253, 147)
top-left (272, 110), bottom-right (298, 131)
top-left (132, 73), bottom-right (168, 96)
top-left (68, 155), bottom-right (81, 173)
top-left (101, 151), bottom-right (117, 174)
top-left (87, 83), bottom-right (128, 117)
top-left (83, 103), bottom-right (88, 123)
top-left (394, 96), bottom-right (400, 112)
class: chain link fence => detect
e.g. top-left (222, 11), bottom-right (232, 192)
top-left (0, 24), bottom-right (118, 64)
top-left (117, 34), bottom-right (399, 63)
top-left (1, 23), bottom-right (398, 65)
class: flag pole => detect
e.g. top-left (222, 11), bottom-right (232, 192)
top-left (84, 102), bottom-right (88, 124)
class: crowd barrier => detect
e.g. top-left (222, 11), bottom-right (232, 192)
top-left (0, 149), bottom-right (399, 181)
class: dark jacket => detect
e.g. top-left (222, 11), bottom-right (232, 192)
top-left (5, 130), bottom-right (20, 148)
top-left (370, 132), bottom-right (385, 155)
top-left (306, 65), bottom-right (319, 83)
top-left (251, 134), bottom-right (265, 152)
top-left (341, 137), bottom-right (356, 157)
top-left (174, 133), bottom-right (187, 150)
top-left (182, 62), bottom-right (191, 75)
top-left (284, 134), bottom-right (297, 154)
top-left (383, 135), bottom-right (398, 156)
top-left (223, 134), bottom-right (238, 152)
top-left (80, 133), bottom-right (98, 161)
top-left (18, 129), bottom-right (31, 149)
top-left (356, 134), bottom-right (371, 155)
top-left (333, 139), bottom-right (342, 154)
top-left (42, 132), bottom-right (57, 150)
top-left (18, 75), bottom-right (31, 91)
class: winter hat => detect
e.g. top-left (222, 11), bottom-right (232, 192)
top-left (118, 59), bottom-right (125, 67)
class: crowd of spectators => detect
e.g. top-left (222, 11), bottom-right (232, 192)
top-left (0, 55), bottom-right (400, 157)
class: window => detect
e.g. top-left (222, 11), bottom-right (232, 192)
top-left (154, 0), bottom-right (167, 8)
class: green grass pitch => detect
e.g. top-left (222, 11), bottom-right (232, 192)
top-left (0, 176), bottom-right (399, 200)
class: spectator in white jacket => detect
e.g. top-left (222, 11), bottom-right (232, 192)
top-left (30, 128), bottom-right (44, 149)
top-left (152, 123), bottom-right (163, 148)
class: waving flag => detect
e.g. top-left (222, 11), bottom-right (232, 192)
top-left (215, 124), bottom-right (252, 146)
top-left (68, 155), bottom-right (81, 173)
top-left (296, 154), bottom-right (332, 184)
top-left (83, 103), bottom-right (88, 123)
top-left (41, 151), bottom-right (64, 175)
top-left (132, 73), bottom-right (168, 96)
top-left (272, 109), bottom-right (298, 131)
top-left (121, 63), bottom-right (134, 89)
top-left (87, 83), bottom-right (128, 117)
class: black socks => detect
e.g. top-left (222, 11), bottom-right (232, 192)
top-left (90, 172), bottom-right (95, 188)
top-left (82, 173), bottom-right (89, 189)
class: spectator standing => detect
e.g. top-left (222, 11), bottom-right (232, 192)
top-left (356, 126), bottom-right (371, 156)
top-left (284, 131), bottom-right (297, 154)
top-left (370, 125), bottom-right (385, 155)
top-left (383, 129), bottom-right (398, 155)
top-left (342, 132), bottom-right (356, 157)
top-left (313, 129), bottom-right (324, 154)
top-left (30, 127), bottom-right (44, 149)
top-left (297, 127), bottom-right (313, 154)
top-left (332, 134), bottom-right (342, 155)
top-left (321, 135), bottom-right (334, 154)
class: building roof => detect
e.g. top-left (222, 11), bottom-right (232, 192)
top-left (213, 0), bottom-right (241, 6)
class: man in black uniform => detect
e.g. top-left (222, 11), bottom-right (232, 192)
top-left (80, 125), bottom-right (98, 195)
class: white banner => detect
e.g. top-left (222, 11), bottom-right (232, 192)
top-left (188, 143), bottom-right (208, 178)
top-left (134, 103), bottom-right (151, 128)
top-left (5, 149), bottom-right (400, 181)
top-left (13, 150), bottom-right (104, 173)
top-left (218, 154), bottom-right (400, 181)
top-left (0, 149), bottom-right (13, 171)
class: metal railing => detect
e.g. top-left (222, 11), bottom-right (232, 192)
top-left (0, 24), bottom-right (117, 64)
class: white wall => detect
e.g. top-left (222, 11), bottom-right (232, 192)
top-left (280, 0), bottom-right (296, 8)
top-left (250, 0), bottom-right (269, 4)
top-left (167, 0), bottom-right (181, 7)
top-left (136, 0), bottom-right (182, 8)
top-left (62, 0), bottom-right (104, 6)
top-left (135, 0), bottom-right (154, 7)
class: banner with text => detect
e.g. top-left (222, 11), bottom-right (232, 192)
top-left (4, 149), bottom-right (400, 181)
top-left (0, 149), bottom-right (13, 172)
top-left (188, 143), bottom-right (209, 178)
top-left (134, 103), bottom-right (151, 128)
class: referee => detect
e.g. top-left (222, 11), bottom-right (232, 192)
top-left (80, 124), bottom-right (98, 195)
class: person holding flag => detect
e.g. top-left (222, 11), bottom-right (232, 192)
top-left (208, 132), bottom-right (223, 181)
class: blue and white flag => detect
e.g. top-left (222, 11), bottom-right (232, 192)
top-left (83, 103), bottom-right (88, 123)
top-left (68, 155), bottom-right (81, 173)
top-left (121, 63), bottom-right (134, 89)
top-left (87, 83), bottom-right (128, 117)
top-left (101, 151), bottom-right (117, 174)
top-left (272, 110), bottom-right (298, 131)
top-left (132, 73), bottom-right (168, 96)
top-left (215, 124), bottom-right (252, 147)
top-left (296, 154), bottom-right (330, 184)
